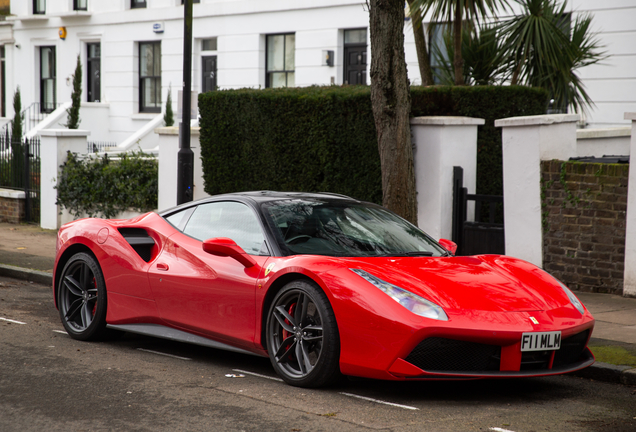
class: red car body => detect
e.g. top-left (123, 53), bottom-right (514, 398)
top-left (53, 192), bottom-right (594, 383)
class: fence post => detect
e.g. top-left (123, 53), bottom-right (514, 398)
top-left (39, 129), bottom-right (90, 230)
top-left (623, 112), bottom-right (636, 298)
top-left (410, 116), bottom-right (484, 240)
top-left (23, 138), bottom-right (30, 222)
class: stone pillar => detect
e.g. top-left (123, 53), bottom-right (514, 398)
top-left (156, 126), bottom-right (208, 211)
top-left (494, 114), bottom-right (579, 267)
top-left (39, 129), bottom-right (90, 230)
top-left (623, 112), bottom-right (636, 297)
top-left (411, 116), bottom-right (484, 240)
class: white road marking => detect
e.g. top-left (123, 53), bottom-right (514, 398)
top-left (339, 392), bottom-right (419, 411)
top-left (53, 330), bottom-right (68, 335)
top-left (490, 428), bottom-right (516, 432)
top-left (136, 348), bottom-right (191, 361)
top-left (233, 369), bottom-right (284, 382)
top-left (0, 317), bottom-right (26, 325)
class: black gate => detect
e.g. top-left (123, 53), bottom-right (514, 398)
top-left (452, 166), bottom-right (504, 256)
top-left (0, 135), bottom-right (41, 223)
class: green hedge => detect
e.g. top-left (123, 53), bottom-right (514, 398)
top-left (56, 151), bottom-right (158, 219)
top-left (199, 85), bottom-right (548, 203)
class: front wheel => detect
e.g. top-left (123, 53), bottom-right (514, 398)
top-left (266, 280), bottom-right (340, 387)
top-left (57, 252), bottom-right (108, 341)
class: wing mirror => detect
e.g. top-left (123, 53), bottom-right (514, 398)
top-left (438, 239), bottom-right (458, 255)
top-left (202, 237), bottom-right (257, 268)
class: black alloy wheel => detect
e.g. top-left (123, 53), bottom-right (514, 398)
top-left (57, 252), bottom-right (108, 341)
top-left (266, 280), bottom-right (340, 387)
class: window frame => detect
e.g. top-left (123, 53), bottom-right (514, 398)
top-left (74, 0), bottom-right (88, 11)
top-left (86, 42), bottom-right (101, 103)
top-left (138, 41), bottom-right (162, 113)
top-left (40, 46), bottom-right (56, 114)
top-left (33, 0), bottom-right (46, 14)
top-left (265, 33), bottom-right (295, 89)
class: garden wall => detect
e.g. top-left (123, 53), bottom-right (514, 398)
top-left (541, 161), bottom-right (629, 294)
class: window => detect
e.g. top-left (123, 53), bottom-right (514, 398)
top-left (202, 38), bottom-right (217, 52)
top-left (181, 0), bottom-right (200, 4)
top-left (139, 42), bottom-right (161, 113)
top-left (428, 23), bottom-right (450, 85)
top-left (74, 0), bottom-right (87, 11)
top-left (0, 46), bottom-right (5, 117)
top-left (87, 43), bottom-right (100, 102)
top-left (33, 0), bottom-right (45, 14)
top-left (266, 34), bottom-right (295, 88)
top-left (183, 202), bottom-right (266, 255)
top-left (131, 0), bottom-right (146, 8)
top-left (343, 29), bottom-right (367, 85)
top-left (40, 46), bottom-right (56, 113)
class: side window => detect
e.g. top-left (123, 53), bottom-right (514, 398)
top-left (183, 202), bottom-right (266, 255)
top-left (164, 207), bottom-right (195, 231)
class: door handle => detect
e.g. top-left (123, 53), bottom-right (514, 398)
top-left (156, 263), bottom-right (169, 271)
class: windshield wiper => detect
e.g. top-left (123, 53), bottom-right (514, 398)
top-left (384, 251), bottom-right (435, 257)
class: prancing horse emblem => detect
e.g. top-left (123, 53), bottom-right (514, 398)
top-left (529, 316), bottom-right (539, 324)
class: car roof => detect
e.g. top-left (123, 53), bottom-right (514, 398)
top-left (158, 191), bottom-right (360, 216)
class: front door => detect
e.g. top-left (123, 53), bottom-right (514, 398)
top-left (343, 29), bottom-right (367, 85)
top-left (202, 55), bottom-right (217, 93)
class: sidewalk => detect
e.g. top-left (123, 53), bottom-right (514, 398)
top-left (0, 222), bottom-right (634, 386)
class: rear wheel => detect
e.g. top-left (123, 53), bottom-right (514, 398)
top-left (57, 252), bottom-right (108, 341)
top-left (266, 280), bottom-right (340, 387)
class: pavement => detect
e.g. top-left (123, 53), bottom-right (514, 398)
top-left (0, 222), bottom-right (635, 386)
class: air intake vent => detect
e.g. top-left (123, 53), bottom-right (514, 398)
top-left (118, 228), bottom-right (155, 262)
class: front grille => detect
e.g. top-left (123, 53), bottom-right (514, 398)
top-left (405, 338), bottom-right (501, 372)
top-left (553, 330), bottom-right (590, 368)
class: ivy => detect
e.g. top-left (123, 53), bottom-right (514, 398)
top-left (56, 150), bottom-right (158, 219)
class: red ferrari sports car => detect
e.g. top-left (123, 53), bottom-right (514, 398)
top-left (53, 191), bottom-right (595, 387)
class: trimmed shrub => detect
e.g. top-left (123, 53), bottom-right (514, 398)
top-left (199, 85), bottom-right (548, 203)
top-left (56, 151), bottom-right (158, 218)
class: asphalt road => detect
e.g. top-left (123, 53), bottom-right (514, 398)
top-left (1, 276), bottom-right (634, 432)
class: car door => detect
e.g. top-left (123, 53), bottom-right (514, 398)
top-left (148, 201), bottom-right (270, 349)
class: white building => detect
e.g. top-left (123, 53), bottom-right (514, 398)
top-left (0, 0), bottom-right (633, 143)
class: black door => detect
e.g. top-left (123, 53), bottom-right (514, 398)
top-left (344, 46), bottom-right (367, 85)
top-left (202, 55), bottom-right (217, 93)
top-left (87, 43), bottom-right (101, 102)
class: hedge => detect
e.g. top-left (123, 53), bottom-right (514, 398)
top-left (199, 85), bottom-right (548, 204)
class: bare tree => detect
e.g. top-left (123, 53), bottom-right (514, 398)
top-left (369, 0), bottom-right (418, 224)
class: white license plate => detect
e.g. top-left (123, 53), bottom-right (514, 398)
top-left (521, 331), bottom-right (561, 352)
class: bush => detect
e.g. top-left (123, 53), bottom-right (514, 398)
top-left (56, 151), bottom-right (158, 219)
top-left (198, 85), bottom-right (548, 203)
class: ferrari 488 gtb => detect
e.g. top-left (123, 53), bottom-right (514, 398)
top-left (53, 191), bottom-right (595, 387)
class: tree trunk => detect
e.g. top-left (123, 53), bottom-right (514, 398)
top-left (453, 2), bottom-right (464, 85)
top-left (369, 0), bottom-right (418, 225)
top-left (407, 0), bottom-right (434, 86)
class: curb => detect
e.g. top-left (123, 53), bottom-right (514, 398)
top-left (0, 263), bottom-right (53, 286)
top-left (572, 361), bottom-right (636, 386)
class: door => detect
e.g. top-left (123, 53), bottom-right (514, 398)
top-left (202, 55), bottom-right (217, 93)
top-left (148, 201), bottom-right (269, 348)
top-left (87, 43), bottom-right (101, 102)
top-left (343, 28), bottom-right (367, 85)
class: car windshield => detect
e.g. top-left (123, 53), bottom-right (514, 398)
top-left (262, 199), bottom-right (448, 257)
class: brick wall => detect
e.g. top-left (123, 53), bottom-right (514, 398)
top-left (0, 196), bottom-right (25, 224)
top-left (541, 161), bottom-right (628, 294)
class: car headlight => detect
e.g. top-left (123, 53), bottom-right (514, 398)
top-left (558, 280), bottom-right (585, 315)
top-left (350, 269), bottom-right (448, 321)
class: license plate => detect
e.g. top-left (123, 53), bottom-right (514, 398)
top-left (521, 331), bottom-right (561, 352)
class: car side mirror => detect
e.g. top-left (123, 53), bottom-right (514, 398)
top-left (438, 239), bottom-right (458, 255)
top-left (202, 237), bottom-right (257, 268)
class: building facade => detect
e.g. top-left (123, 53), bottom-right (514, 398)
top-left (0, 0), bottom-right (633, 143)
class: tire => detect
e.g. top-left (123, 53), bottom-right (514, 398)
top-left (57, 252), bottom-right (108, 341)
top-left (266, 280), bottom-right (340, 387)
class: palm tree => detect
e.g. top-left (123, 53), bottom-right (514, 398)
top-left (500, 0), bottom-right (606, 113)
top-left (410, 0), bottom-right (511, 85)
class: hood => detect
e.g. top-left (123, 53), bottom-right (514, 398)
top-left (342, 255), bottom-right (571, 313)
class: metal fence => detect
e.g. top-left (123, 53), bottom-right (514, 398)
top-left (0, 102), bottom-right (63, 138)
top-left (87, 141), bottom-right (118, 153)
top-left (0, 134), bottom-right (41, 223)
